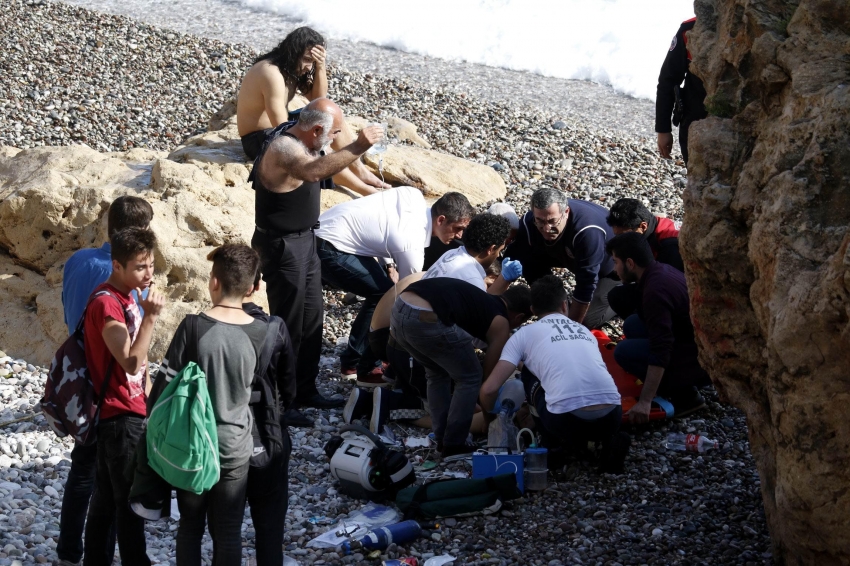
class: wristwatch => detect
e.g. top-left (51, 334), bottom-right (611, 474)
top-left (386, 263), bottom-right (397, 273)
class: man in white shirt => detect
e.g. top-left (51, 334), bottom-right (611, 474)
top-left (315, 188), bottom-right (474, 383)
top-left (424, 213), bottom-right (524, 294)
top-left (479, 275), bottom-right (631, 473)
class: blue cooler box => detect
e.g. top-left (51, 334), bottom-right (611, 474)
top-left (472, 452), bottom-right (525, 493)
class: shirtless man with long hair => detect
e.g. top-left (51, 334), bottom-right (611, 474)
top-left (237, 26), bottom-right (388, 195)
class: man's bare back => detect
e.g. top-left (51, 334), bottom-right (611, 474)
top-left (237, 60), bottom-right (297, 137)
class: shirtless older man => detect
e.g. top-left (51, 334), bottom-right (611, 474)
top-left (250, 97), bottom-right (384, 424)
top-left (237, 27), bottom-right (387, 195)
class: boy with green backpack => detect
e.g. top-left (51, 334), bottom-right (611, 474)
top-left (147, 245), bottom-right (275, 565)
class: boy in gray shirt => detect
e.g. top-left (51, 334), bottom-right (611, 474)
top-left (150, 244), bottom-right (269, 565)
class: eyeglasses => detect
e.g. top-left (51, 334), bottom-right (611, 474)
top-left (533, 212), bottom-right (565, 228)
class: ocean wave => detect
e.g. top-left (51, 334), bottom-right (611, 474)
top-left (237, 0), bottom-right (694, 100)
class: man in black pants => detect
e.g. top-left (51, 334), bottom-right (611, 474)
top-left (250, 97), bottom-right (384, 425)
top-left (504, 188), bottom-right (618, 329)
top-left (655, 17), bottom-right (707, 164)
top-left (479, 275), bottom-right (629, 473)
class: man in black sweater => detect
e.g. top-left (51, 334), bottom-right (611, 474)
top-left (605, 232), bottom-right (710, 423)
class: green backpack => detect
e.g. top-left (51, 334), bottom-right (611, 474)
top-left (147, 316), bottom-right (220, 494)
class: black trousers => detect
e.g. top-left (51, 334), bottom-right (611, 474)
top-left (247, 429), bottom-right (293, 566)
top-left (680, 118), bottom-right (695, 164)
top-left (253, 229), bottom-right (323, 401)
top-left (84, 415), bottom-right (150, 566)
top-left (581, 275), bottom-right (620, 330)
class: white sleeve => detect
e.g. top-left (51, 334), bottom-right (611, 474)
top-left (393, 247), bottom-right (424, 278)
top-left (499, 330), bottom-right (526, 366)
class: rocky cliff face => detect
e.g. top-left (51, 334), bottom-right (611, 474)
top-left (681, 1), bottom-right (850, 563)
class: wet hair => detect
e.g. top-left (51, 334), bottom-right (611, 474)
top-left (111, 227), bottom-right (156, 267)
top-left (501, 284), bottom-right (532, 319)
top-left (431, 192), bottom-right (474, 224)
top-left (462, 214), bottom-right (510, 255)
top-left (606, 198), bottom-right (653, 230)
top-left (107, 196), bottom-right (153, 239)
top-left (487, 202), bottom-right (519, 230)
top-left (605, 232), bottom-right (655, 268)
top-left (530, 188), bottom-right (568, 213)
top-left (255, 26), bottom-right (326, 93)
top-left (530, 275), bottom-right (568, 314)
top-left (207, 244), bottom-right (261, 298)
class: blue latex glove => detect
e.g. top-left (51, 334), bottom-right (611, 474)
top-left (501, 257), bottom-right (523, 282)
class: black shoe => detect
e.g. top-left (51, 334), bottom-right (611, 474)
top-left (298, 393), bottom-right (345, 409)
top-left (599, 431), bottom-right (631, 474)
top-left (343, 387), bottom-right (373, 424)
top-left (284, 408), bottom-right (314, 428)
top-left (671, 388), bottom-right (707, 419)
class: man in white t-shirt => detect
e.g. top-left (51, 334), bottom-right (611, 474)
top-left (315, 188), bottom-right (474, 383)
top-left (479, 275), bottom-right (631, 473)
top-left (423, 213), bottom-right (524, 295)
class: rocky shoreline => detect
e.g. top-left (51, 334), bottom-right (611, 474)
top-left (0, 0), bottom-right (772, 564)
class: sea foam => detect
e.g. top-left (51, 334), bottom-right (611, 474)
top-left (237, 0), bottom-right (695, 101)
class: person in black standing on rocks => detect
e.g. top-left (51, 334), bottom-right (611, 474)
top-left (250, 97), bottom-right (384, 426)
top-left (655, 17), bottom-right (707, 164)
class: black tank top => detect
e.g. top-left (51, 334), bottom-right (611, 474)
top-left (249, 122), bottom-right (331, 234)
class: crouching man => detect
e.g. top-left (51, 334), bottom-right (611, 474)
top-left (606, 232), bottom-right (711, 422)
top-left (480, 275), bottom-right (630, 473)
top-left (390, 278), bottom-right (531, 459)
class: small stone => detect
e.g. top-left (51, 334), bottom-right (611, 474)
top-left (652, 528), bottom-right (663, 536)
top-left (552, 121), bottom-right (567, 130)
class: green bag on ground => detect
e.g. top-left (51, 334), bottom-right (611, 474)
top-left (147, 359), bottom-right (220, 494)
top-left (395, 473), bottom-right (522, 519)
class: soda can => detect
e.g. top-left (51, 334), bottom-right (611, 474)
top-left (382, 558), bottom-right (418, 566)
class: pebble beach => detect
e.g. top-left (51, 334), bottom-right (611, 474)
top-left (0, 0), bottom-right (773, 564)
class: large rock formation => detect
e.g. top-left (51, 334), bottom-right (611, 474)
top-left (0, 109), bottom-right (505, 363)
top-left (681, 1), bottom-right (850, 563)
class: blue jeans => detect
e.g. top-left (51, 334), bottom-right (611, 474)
top-left (613, 314), bottom-right (704, 400)
top-left (317, 238), bottom-right (394, 374)
top-left (57, 442), bottom-right (116, 564)
top-left (391, 300), bottom-right (482, 447)
top-left (613, 314), bottom-right (650, 377)
top-left (247, 430), bottom-right (292, 566)
top-left (176, 463), bottom-right (250, 566)
top-left (84, 416), bottom-right (150, 566)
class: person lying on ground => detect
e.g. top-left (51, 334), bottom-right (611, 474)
top-left (83, 227), bottom-right (165, 566)
top-left (57, 195), bottom-right (153, 566)
top-left (479, 275), bottom-right (630, 473)
top-left (315, 189), bottom-right (473, 385)
top-left (606, 232), bottom-right (711, 423)
top-left (237, 27), bottom-right (387, 194)
top-left (390, 277), bottom-right (531, 459)
top-left (423, 213), bottom-right (522, 295)
top-left (250, 98), bottom-right (384, 425)
top-left (504, 188), bottom-right (618, 329)
top-left (147, 245), bottom-right (272, 565)
top-left (605, 197), bottom-right (684, 318)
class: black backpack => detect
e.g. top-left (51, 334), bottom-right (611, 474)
top-left (248, 318), bottom-right (284, 469)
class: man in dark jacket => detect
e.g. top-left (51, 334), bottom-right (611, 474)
top-left (656, 17), bottom-right (707, 164)
top-left (606, 232), bottom-right (710, 423)
top-left (605, 198), bottom-right (684, 318)
top-left (504, 188), bottom-right (618, 329)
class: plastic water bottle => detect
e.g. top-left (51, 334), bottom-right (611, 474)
top-left (341, 520), bottom-right (422, 554)
top-left (664, 433), bottom-right (718, 453)
top-left (367, 122), bottom-right (389, 154)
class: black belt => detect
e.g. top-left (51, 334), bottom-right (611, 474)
top-left (255, 224), bottom-right (317, 238)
